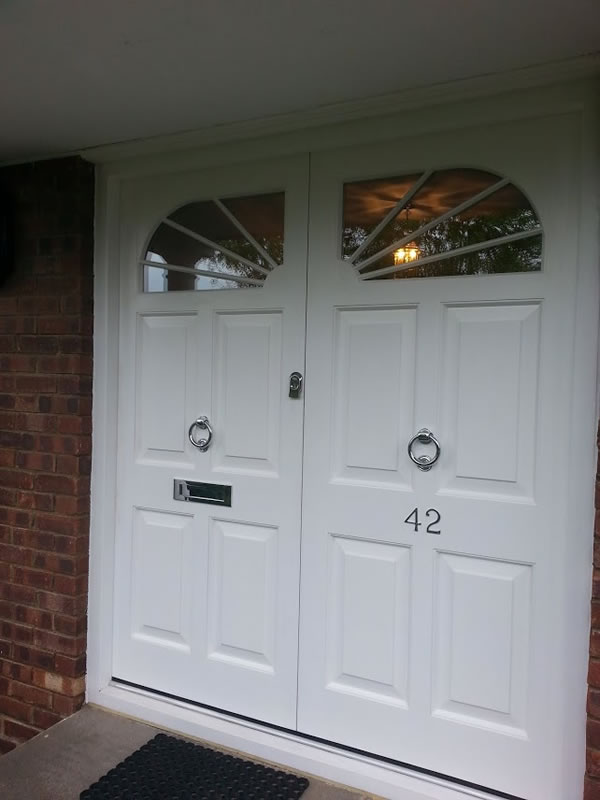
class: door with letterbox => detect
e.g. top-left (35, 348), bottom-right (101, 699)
top-left (112, 155), bottom-right (309, 728)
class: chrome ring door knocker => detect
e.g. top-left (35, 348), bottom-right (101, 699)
top-left (188, 416), bottom-right (213, 452)
top-left (408, 428), bottom-right (441, 471)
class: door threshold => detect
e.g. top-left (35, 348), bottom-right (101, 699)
top-left (89, 680), bottom-right (515, 800)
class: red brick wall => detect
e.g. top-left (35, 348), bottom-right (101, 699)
top-left (0, 157), bottom-right (93, 753)
top-left (587, 428), bottom-right (600, 798)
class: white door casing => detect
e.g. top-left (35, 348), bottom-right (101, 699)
top-left (106, 108), bottom-right (591, 800)
top-left (297, 116), bottom-right (582, 800)
top-left (112, 155), bottom-right (309, 727)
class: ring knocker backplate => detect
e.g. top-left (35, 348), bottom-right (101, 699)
top-left (188, 416), bottom-right (213, 452)
top-left (408, 428), bottom-right (441, 471)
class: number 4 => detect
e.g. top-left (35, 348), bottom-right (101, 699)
top-left (404, 507), bottom-right (421, 532)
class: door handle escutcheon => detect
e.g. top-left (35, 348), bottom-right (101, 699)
top-left (289, 371), bottom-right (303, 399)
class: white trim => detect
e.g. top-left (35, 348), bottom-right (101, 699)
top-left (87, 78), bottom-right (600, 800)
top-left (89, 682), bottom-right (503, 800)
top-left (81, 54), bottom-right (600, 166)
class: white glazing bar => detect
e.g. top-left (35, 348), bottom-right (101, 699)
top-left (140, 259), bottom-right (265, 285)
top-left (360, 228), bottom-right (542, 280)
top-left (356, 178), bottom-right (511, 270)
top-left (214, 199), bottom-right (279, 270)
top-left (161, 218), bottom-right (271, 277)
top-left (350, 170), bottom-right (432, 264)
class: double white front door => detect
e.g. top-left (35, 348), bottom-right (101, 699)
top-left (113, 117), bottom-right (581, 799)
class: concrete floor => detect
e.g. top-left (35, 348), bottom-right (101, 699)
top-left (0, 705), bottom-right (376, 800)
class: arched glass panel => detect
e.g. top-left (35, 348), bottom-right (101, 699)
top-left (342, 168), bottom-right (542, 280)
top-left (142, 192), bottom-right (284, 292)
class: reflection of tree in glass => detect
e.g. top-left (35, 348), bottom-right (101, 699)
top-left (195, 233), bottom-right (284, 289)
top-left (344, 205), bottom-right (541, 277)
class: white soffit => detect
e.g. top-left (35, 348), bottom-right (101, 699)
top-left (1, 0), bottom-right (599, 163)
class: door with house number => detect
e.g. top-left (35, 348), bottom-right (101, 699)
top-left (111, 155), bottom-right (309, 727)
top-left (297, 118), bottom-right (580, 800)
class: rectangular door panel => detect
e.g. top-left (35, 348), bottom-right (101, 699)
top-left (432, 551), bottom-right (531, 736)
top-left (131, 508), bottom-right (194, 652)
top-left (326, 534), bottom-right (411, 707)
top-left (135, 313), bottom-right (196, 465)
top-left (212, 311), bottom-right (282, 477)
top-left (331, 307), bottom-right (416, 489)
top-left (439, 303), bottom-right (540, 502)
top-left (207, 518), bottom-right (277, 673)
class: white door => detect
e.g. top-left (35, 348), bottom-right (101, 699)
top-left (297, 117), bottom-right (580, 799)
top-left (112, 155), bottom-right (309, 727)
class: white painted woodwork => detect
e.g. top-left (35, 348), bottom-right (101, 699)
top-left (112, 155), bottom-right (309, 727)
top-left (332, 308), bottom-right (416, 488)
top-left (432, 552), bottom-right (531, 734)
top-left (440, 303), bottom-right (540, 500)
top-left (136, 314), bottom-right (196, 464)
top-left (207, 519), bottom-right (277, 672)
top-left (106, 110), bottom-right (591, 800)
top-left (212, 312), bottom-right (282, 475)
top-left (297, 115), bottom-right (583, 800)
top-left (89, 87), bottom-right (599, 800)
top-left (327, 536), bottom-right (411, 706)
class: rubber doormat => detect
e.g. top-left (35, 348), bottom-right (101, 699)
top-left (80, 733), bottom-right (309, 799)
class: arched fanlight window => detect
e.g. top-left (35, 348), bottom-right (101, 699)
top-left (342, 168), bottom-right (542, 279)
top-left (142, 192), bottom-right (284, 292)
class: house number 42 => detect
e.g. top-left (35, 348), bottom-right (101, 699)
top-left (404, 507), bottom-right (441, 535)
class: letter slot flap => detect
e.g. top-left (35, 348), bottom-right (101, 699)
top-left (173, 479), bottom-right (232, 506)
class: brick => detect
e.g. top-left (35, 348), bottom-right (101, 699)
top-left (32, 669), bottom-right (85, 697)
top-left (0, 696), bottom-right (31, 723)
top-left (13, 646), bottom-right (55, 671)
top-left (9, 681), bottom-right (53, 708)
top-left (0, 739), bottom-right (17, 754)
top-left (54, 653), bottom-right (86, 678)
top-left (0, 469), bottom-right (33, 490)
top-left (1, 662), bottom-right (33, 683)
top-left (33, 474), bottom-right (78, 495)
top-left (52, 693), bottom-right (84, 717)
top-left (12, 529), bottom-right (55, 551)
top-left (14, 606), bottom-right (52, 629)
top-left (32, 631), bottom-right (85, 657)
top-left (31, 707), bottom-right (61, 729)
top-left (37, 592), bottom-right (80, 615)
top-left (12, 567), bottom-right (53, 590)
top-left (0, 583), bottom-right (36, 605)
top-left (54, 614), bottom-right (86, 637)
top-left (3, 720), bottom-right (39, 742)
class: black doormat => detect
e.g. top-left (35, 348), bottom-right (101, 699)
top-left (80, 733), bottom-right (309, 800)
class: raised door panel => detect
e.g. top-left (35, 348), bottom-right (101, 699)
top-left (207, 519), bottom-right (278, 673)
top-left (326, 535), bottom-right (411, 707)
top-left (432, 551), bottom-right (532, 736)
top-left (130, 508), bottom-right (194, 653)
top-left (439, 303), bottom-right (540, 502)
top-left (135, 313), bottom-right (196, 466)
top-left (331, 307), bottom-right (416, 489)
top-left (212, 312), bottom-right (282, 477)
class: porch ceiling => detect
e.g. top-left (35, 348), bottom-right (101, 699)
top-left (1, 0), bottom-right (599, 164)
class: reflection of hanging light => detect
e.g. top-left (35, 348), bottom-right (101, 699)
top-left (394, 245), bottom-right (420, 264)
top-left (394, 203), bottom-right (420, 265)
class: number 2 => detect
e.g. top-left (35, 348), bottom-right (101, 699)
top-left (426, 508), bottom-right (441, 535)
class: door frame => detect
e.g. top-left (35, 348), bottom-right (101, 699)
top-left (86, 76), bottom-right (600, 799)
